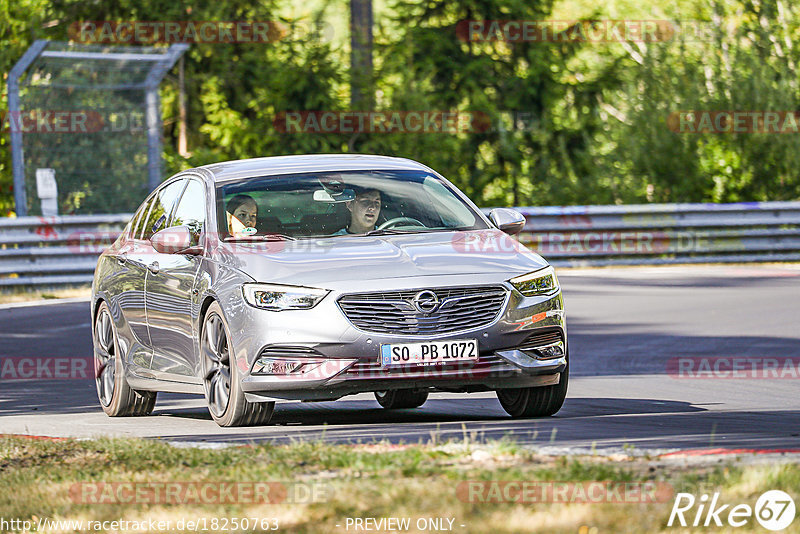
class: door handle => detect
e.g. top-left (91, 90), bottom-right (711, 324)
top-left (117, 252), bottom-right (127, 265)
top-left (148, 261), bottom-right (160, 274)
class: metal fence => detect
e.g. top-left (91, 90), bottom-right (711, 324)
top-left (8, 41), bottom-right (187, 217)
top-left (512, 201), bottom-right (800, 266)
top-left (1, 201), bottom-right (799, 288)
top-left (0, 214), bottom-right (130, 287)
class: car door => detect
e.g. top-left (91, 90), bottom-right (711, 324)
top-left (110, 196), bottom-right (155, 371)
top-left (128, 179), bottom-right (187, 372)
top-left (145, 177), bottom-right (206, 380)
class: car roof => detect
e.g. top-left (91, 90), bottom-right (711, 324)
top-left (199, 154), bottom-right (432, 183)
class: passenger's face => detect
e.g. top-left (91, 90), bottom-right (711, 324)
top-left (229, 199), bottom-right (257, 231)
top-left (349, 191), bottom-right (381, 231)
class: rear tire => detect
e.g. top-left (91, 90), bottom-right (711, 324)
top-left (93, 302), bottom-right (156, 416)
top-left (201, 302), bottom-right (275, 427)
top-left (496, 361), bottom-right (568, 418)
top-left (375, 389), bottom-right (429, 409)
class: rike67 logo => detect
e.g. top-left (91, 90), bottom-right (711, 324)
top-left (668, 490), bottom-right (795, 531)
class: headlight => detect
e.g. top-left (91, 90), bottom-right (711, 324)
top-left (509, 266), bottom-right (559, 297)
top-left (242, 283), bottom-right (330, 311)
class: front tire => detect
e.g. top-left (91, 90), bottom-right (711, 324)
top-left (201, 302), bottom-right (274, 427)
top-left (375, 389), bottom-right (429, 409)
top-left (496, 361), bottom-right (568, 418)
top-left (93, 302), bottom-right (156, 416)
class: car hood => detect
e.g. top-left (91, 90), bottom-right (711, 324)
top-left (213, 229), bottom-right (548, 288)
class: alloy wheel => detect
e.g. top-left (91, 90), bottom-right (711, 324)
top-left (94, 308), bottom-right (116, 407)
top-left (203, 312), bottom-right (232, 418)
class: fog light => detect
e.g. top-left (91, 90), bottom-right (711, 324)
top-left (252, 357), bottom-right (304, 375)
top-left (521, 340), bottom-right (565, 360)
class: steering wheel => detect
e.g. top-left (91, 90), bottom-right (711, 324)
top-left (377, 217), bottom-right (426, 230)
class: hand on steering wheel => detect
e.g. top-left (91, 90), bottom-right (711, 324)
top-left (377, 217), bottom-right (425, 230)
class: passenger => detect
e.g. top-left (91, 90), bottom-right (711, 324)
top-left (226, 194), bottom-right (258, 235)
top-left (333, 189), bottom-right (382, 235)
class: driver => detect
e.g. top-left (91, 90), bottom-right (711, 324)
top-left (226, 194), bottom-right (258, 236)
top-left (333, 188), bottom-right (382, 235)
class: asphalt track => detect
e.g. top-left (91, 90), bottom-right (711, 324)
top-left (1, 265), bottom-right (799, 453)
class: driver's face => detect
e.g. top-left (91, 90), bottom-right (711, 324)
top-left (348, 191), bottom-right (381, 231)
top-left (228, 199), bottom-right (257, 232)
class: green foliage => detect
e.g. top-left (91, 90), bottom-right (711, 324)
top-left (0, 0), bottom-right (53, 215)
top-left (0, 0), bottom-right (798, 214)
top-left (606, 0), bottom-right (800, 203)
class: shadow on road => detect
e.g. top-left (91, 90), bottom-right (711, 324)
top-left (153, 397), bottom-right (800, 451)
top-left (0, 380), bottom-right (99, 416)
top-left (154, 396), bottom-right (706, 425)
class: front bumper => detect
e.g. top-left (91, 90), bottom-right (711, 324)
top-left (241, 341), bottom-right (566, 401)
top-left (228, 274), bottom-right (567, 402)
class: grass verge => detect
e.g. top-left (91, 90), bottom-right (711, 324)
top-left (0, 286), bottom-right (91, 305)
top-left (0, 436), bottom-right (797, 533)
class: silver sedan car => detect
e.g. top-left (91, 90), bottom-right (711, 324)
top-left (91, 155), bottom-right (567, 426)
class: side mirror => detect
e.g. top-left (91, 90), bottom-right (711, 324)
top-left (488, 208), bottom-right (526, 235)
top-left (151, 225), bottom-right (203, 255)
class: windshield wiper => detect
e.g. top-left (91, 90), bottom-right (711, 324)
top-left (364, 228), bottom-right (422, 236)
top-left (365, 227), bottom-right (473, 237)
top-left (422, 227), bottom-right (471, 233)
top-left (224, 234), bottom-right (297, 242)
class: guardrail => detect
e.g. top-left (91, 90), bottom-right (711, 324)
top-left (0, 214), bottom-right (131, 287)
top-left (0, 201), bottom-right (799, 288)
top-left (512, 201), bottom-right (800, 266)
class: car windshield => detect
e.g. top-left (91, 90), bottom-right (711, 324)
top-left (215, 170), bottom-right (489, 239)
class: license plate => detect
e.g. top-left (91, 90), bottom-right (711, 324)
top-left (380, 339), bottom-right (479, 367)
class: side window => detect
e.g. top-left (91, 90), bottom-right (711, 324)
top-left (141, 179), bottom-right (186, 241)
top-left (170, 179), bottom-right (206, 245)
top-left (132, 196), bottom-right (156, 239)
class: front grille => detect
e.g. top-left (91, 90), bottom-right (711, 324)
top-left (337, 285), bottom-right (508, 335)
